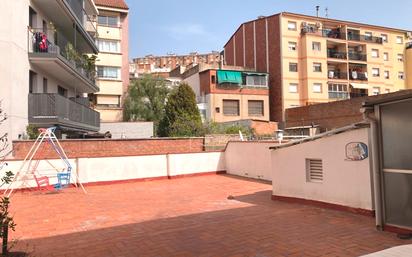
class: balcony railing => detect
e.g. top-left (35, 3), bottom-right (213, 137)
top-left (322, 29), bottom-right (346, 40)
top-left (65, 0), bottom-right (97, 39)
top-left (347, 33), bottom-right (383, 44)
top-left (406, 42), bottom-right (412, 49)
top-left (327, 50), bottom-right (347, 59)
top-left (216, 83), bottom-right (268, 89)
top-left (328, 91), bottom-right (350, 99)
top-left (348, 52), bottom-right (367, 61)
top-left (349, 71), bottom-right (368, 81)
top-left (28, 28), bottom-right (96, 84)
top-left (28, 94), bottom-right (100, 132)
top-left (328, 71), bottom-right (348, 80)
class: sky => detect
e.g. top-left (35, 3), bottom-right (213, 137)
top-left (126, 0), bottom-right (412, 59)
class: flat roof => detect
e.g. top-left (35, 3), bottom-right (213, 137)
top-left (363, 91), bottom-right (412, 107)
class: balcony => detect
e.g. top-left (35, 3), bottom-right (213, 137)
top-left (327, 50), bottom-right (347, 60)
top-left (31, 0), bottom-right (98, 53)
top-left (328, 71), bottom-right (348, 80)
top-left (28, 94), bottom-right (100, 132)
top-left (349, 71), bottom-right (368, 81)
top-left (322, 29), bottom-right (346, 40)
top-left (28, 28), bottom-right (98, 93)
top-left (348, 52), bottom-right (367, 62)
top-left (406, 42), bottom-right (412, 49)
top-left (347, 32), bottom-right (383, 44)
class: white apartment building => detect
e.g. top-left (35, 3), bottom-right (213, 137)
top-left (0, 0), bottom-right (101, 142)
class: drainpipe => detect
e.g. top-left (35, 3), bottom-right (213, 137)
top-left (362, 106), bottom-right (383, 230)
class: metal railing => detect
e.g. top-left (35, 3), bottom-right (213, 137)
top-left (28, 94), bottom-right (100, 131)
top-left (322, 29), bottom-right (346, 40)
top-left (349, 72), bottom-right (368, 81)
top-left (28, 28), bottom-right (96, 83)
top-left (328, 71), bottom-right (348, 80)
top-left (65, 0), bottom-right (97, 39)
top-left (327, 50), bottom-right (347, 59)
top-left (328, 92), bottom-right (350, 99)
top-left (347, 33), bottom-right (383, 44)
top-left (348, 52), bottom-right (367, 61)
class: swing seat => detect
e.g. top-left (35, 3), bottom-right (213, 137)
top-left (34, 175), bottom-right (55, 191)
top-left (54, 172), bottom-right (71, 190)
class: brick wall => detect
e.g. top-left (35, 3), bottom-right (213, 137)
top-left (285, 90), bottom-right (412, 130)
top-left (12, 138), bottom-right (205, 160)
top-left (251, 120), bottom-right (278, 135)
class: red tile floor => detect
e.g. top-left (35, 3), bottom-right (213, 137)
top-left (8, 175), bottom-right (409, 257)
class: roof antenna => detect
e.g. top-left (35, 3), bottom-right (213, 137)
top-left (316, 6), bottom-right (320, 17)
top-left (325, 7), bottom-right (329, 18)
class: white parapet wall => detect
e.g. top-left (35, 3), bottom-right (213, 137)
top-left (225, 141), bottom-right (276, 181)
top-left (271, 127), bottom-right (373, 211)
top-left (1, 151), bottom-right (225, 190)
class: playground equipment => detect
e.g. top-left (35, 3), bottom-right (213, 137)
top-left (4, 127), bottom-right (86, 197)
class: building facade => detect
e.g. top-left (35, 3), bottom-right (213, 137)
top-left (92, 0), bottom-right (129, 122)
top-left (130, 52), bottom-right (221, 78)
top-left (0, 0), bottom-right (100, 142)
top-left (182, 64), bottom-right (270, 123)
top-left (224, 12), bottom-right (412, 121)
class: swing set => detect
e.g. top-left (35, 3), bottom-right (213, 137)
top-left (4, 127), bottom-right (86, 197)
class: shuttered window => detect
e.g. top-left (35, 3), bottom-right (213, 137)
top-left (248, 100), bottom-right (264, 116)
top-left (223, 100), bottom-right (239, 116)
top-left (306, 159), bottom-right (323, 183)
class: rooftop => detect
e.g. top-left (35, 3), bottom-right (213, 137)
top-left (10, 175), bottom-right (407, 256)
top-left (94, 0), bottom-right (128, 10)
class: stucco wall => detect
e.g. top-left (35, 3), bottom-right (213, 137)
top-left (225, 141), bottom-right (276, 181)
top-left (271, 128), bottom-right (373, 210)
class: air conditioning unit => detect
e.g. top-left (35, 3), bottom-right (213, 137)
top-left (406, 31), bottom-right (412, 39)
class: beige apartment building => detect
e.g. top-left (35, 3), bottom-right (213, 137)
top-left (0, 0), bottom-right (100, 142)
top-left (92, 0), bottom-right (129, 122)
top-left (224, 12), bottom-right (412, 121)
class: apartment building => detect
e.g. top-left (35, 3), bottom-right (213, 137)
top-left (182, 64), bottom-right (269, 123)
top-left (130, 52), bottom-right (221, 78)
top-left (224, 12), bottom-right (412, 121)
top-left (92, 0), bottom-right (129, 122)
top-left (0, 0), bottom-right (100, 141)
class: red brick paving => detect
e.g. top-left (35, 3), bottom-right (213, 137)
top-left (8, 175), bottom-right (409, 257)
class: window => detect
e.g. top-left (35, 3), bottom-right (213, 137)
top-left (365, 32), bottom-right (373, 40)
top-left (397, 54), bottom-right (404, 62)
top-left (398, 72), bottom-right (405, 80)
top-left (328, 84), bottom-right (349, 99)
top-left (289, 83), bottom-right (298, 93)
top-left (372, 87), bottom-right (380, 95)
top-left (97, 15), bottom-right (119, 27)
top-left (383, 52), bottom-right (389, 61)
top-left (312, 42), bottom-right (321, 51)
top-left (245, 75), bottom-right (267, 87)
top-left (306, 159), bottom-right (323, 183)
top-left (287, 21), bottom-right (297, 31)
top-left (384, 71), bottom-right (390, 79)
top-left (313, 83), bottom-right (322, 93)
top-left (29, 71), bottom-right (37, 94)
top-left (289, 62), bottom-right (298, 72)
top-left (43, 78), bottom-right (48, 93)
top-left (57, 86), bottom-right (67, 97)
top-left (381, 34), bottom-right (388, 43)
top-left (384, 89), bottom-right (390, 94)
top-left (313, 63), bottom-right (322, 72)
top-left (97, 39), bottom-right (120, 53)
top-left (223, 100), bottom-right (239, 116)
top-left (248, 100), bottom-right (264, 116)
top-left (42, 20), bottom-right (47, 34)
top-left (372, 68), bottom-right (380, 77)
top-left (288, 41), bottom-right (297, 51)
top-left (396, 36), bottom-right (403, 44)
top-left (29, 7), bottom-right (36, 28)
top-left (97, 66), bottom-right (121, 79)
top-left (371, 49), bottom-right (379, 58)
top-left (211, 75), bottom-right (216, 84)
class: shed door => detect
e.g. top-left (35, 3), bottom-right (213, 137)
top-left (380, 99), bottom-right (412, 229)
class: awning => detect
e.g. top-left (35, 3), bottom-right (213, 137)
top-left (243, 72), bottom-right (267, 76)
top-left (217, 70), bottom-right (242, 84)
top-left (350, 83), bottom-right (369, 90)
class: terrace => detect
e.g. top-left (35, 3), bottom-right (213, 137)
top-left (9, 175), bottom-right (407, 257)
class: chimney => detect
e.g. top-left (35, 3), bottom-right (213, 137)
top-left (316, 6), bottom-right (320, 17)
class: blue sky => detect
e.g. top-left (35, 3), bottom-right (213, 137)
top-left (127, 0), bottom-right (412, 59)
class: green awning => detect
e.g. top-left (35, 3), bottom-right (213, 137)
top-left (217, 70), bottom-right (242, 84)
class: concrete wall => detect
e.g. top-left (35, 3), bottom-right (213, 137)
top-left (271, 127), bottom-right (373, 210)
top-left (100, 122), bottom-right (153, 139)
top-left (225, 141), bottom-right (276, 181)
top-left (1, 151), bottom-right (225, 190)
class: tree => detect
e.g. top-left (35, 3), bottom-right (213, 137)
top-left (158, 83), bottom-right (203, 137)
top-left (124, 75), bottom-right (170, 134)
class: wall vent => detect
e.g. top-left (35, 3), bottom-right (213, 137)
top-left (306, 159), bottom-right (323, 182)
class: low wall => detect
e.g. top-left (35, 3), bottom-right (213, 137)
top-left (225, 141), bottom-right (277, 181)
top-left (271, 127), bottom-right (373, 211)
top-left (11, 138), bottom-right (205, 160)
top-left (2, 151), bottom-right (225, 190)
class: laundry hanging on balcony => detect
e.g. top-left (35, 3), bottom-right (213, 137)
top-left (33, 32), bottom-right (49, 53)
top-left (217, 70), bottom-right (242, 84)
